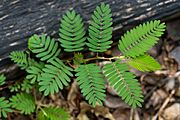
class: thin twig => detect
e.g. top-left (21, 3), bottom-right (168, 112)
top-left (130, 108), bottom-right (134, 120)
top-left (0, 78), bottom-right (23, 91)
top-left (152, 89), bottom-right (175, 120)
top-left (66, 60), bottom-right (76, 69)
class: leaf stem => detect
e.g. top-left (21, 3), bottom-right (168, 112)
top-left (84, 56), bottom-right (125, 62)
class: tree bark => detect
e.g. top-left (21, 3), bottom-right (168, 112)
top-left (0, 0), bottom-right (180, 75)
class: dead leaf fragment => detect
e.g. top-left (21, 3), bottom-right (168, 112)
top-left (160, 103), bottom-right (180, 120)
top-left (112, 108), bottom-right (130, 120)
top-left (104, 94), bottom-right (129, 109)
top-left (77, 102), bottom-right (115, 120)
top-left (149, 89), bottom-right (168, 108)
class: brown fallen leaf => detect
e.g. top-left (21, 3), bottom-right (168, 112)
top-left (165, 78), bottom-right (175, 92)
top-left (104, 94), bottom-right (129, 109)
top-left (112, 108), bottom-right (130, 120)
top-left (148, 89), bottom-right (168, 109)
top-left (67, 80), bottom-right (81, 117)
top-left (160, 103), bottom-right (180, 120)
top-left (167, 19), bottom-right (180, 41)
top-left (77, 102), bottom-right (115, 120)
top-left (169, 46), bottom-right (180, 70)
top-left (94, 105), bottom-right (115, 120)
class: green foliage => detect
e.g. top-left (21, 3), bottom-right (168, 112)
top-left (26, 61), bottom-right (45, 84)
top-left (39, 58), bottom-right (73, 96)
top-left (28, 34), bottom-right (61, 61)
top-left (9, 82), bottom-right (21, 92)
top-left (37, 107), bottom-right (70, 120)
top-left (9, 80), bottom-right (32, 93)
top-left (127, 54), bottom-right (161, 72)
top-left (9, 93), bottom-right (35, 115)
top-left (6, 3), bottom-right (167, 116)
top-left (0, 97), bottom-right (12, 118)
top-left (87, 3), bottom-right (113, 52)
top-left (118, 20), bottom-right (166, 58)
top-left (75, 64), bottom-right (106, 107)
top-left (0, 74), bottom-right (6, 86)
top-left (103, 60), bottom-right (144, 108)
top-left (9, 51), bottom-right (29, 69)
top-left (59, 10), bottom-right (86, 52)
top-left (21, 79), bottom-right (33, 93)
top-left (73, 53), bottom-right (85, 65)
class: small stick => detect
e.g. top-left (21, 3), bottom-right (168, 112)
top-left (152, 89), bottom-right (175, 120)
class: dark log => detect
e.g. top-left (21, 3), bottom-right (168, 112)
top-left (0, 0), bottom-right (180, 76)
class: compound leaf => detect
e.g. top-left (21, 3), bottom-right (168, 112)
top-left (103, 60), bottom-right (144, 108)
top-left (39, 58), bottom-right (73, 96)
top-left (9, 83), bottom-right (21, 92)
top-left (75, 64), bottom-right (106, 107)
top-left (28, 34), bottom-right (61, 61)
top-left (9, 51), bottom-right (29, 69)
top-left (26, 60), bottom-right (45, 84)
top-left (118, 20), bottom-right (166, 58)
top-left (10, 93), bottom-right (35, 115)
top-left (37, 107), bottom-right (70, 120)
top-left (21, 79), bottom-right (33, 93)
top-left (59, 10), bottom-right (86, 52)
top-left (0, 97), bottom-right (12, 118)
top-left (87, 2), bottom-right (113, 52)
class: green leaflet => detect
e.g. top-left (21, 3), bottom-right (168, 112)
top-left (8, 79), bottom-right (32, 93)
top-left (75, 64), bottom-right (106, 107)
top-left (39, 57), bottom-right (73, 96)
top-left (37, 107), bottom-right (70, 120)
top-left (9, 83), bottom-right (21, 92)
top-left (28, 34), bottom-right (61, 61)
top-left (21, 79), bottom-right (33, 93)
top-left (9, 93), bottom-right (35, 115)
top-left (87, 2), bottom-right (113, 52)
top-left (103, 60), bottom-right (144, 108)
top-left (127, 54), bottom-right (161, 72)
top-left (26, 60), bottom-right (45, 84)
top-left (59, 10), bottom-right (86, 52)
top-left (0, 97), bottom-right (12, 118)
top-left (9, 51), bottom-right (29, 69)
top-left (118, 20), bottom-right (166, 58)
top-left (0, 74), bottom-right (6, 86)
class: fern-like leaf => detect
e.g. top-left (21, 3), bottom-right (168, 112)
top-left (10, 93), bottom-right (35, 115)
top-left (0, 74), bottom-right (6, 86)
top-left (39, 57), bottom-right (73, 96)
top-left (37, 107), bottom-right (70, 120)
top-left (26, 61), bottom-right (45, 84)
top-left (21, 79), bottom-right (33, 93)
top-left (118, 20), bottom-right (166, 58)
top-left (87, 2), bottom-right (113, 52)
top-left (103, 60), bottom-right (143, 108)
top-left (127, 54), bottom-right (161, 72)
top-left (28, 34), bottom-right (61, 61)
top-left (9, 51), bottom-right (29, 69)
top-left (59, 10), bottom-right (86, 52)
top-left (75, 64), bottom-right (106, 107)
top-left (0, 97), bottom-right (12, 118)
top-left (9, 82), bottom-right (21, 92)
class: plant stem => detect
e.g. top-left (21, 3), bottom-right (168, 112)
top-left (84, 56), bottom-right (125, 62)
